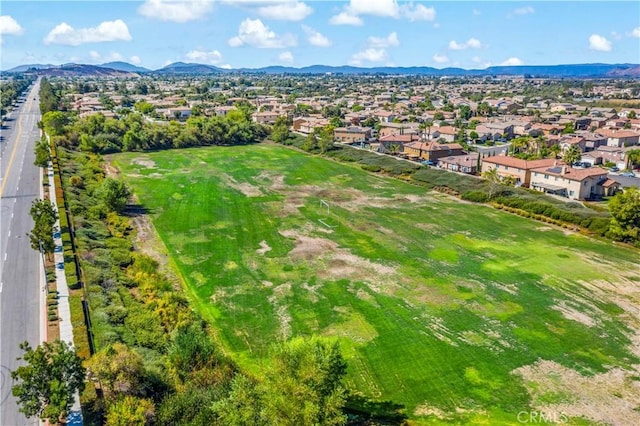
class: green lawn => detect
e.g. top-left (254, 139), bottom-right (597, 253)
top-left (114, 144), bottom-right (640, 424)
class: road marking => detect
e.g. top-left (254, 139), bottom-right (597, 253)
top-left (0, 102), bottom-right (24, 198)
top-left (7, 231), bottom-right (10, 237)
top-left (3, 253), bottom-right (6, 261)
top-left (0, 281), bottom-right (3, 293)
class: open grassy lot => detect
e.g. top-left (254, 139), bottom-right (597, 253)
top-left (113, 144), bottom-right (640, 424)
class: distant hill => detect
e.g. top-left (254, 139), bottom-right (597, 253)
top-left (100, 61), bottom-right (150, 73)
top-left (5, 64), bottom-right (57, 73)
top-left (248, 63), bottom-right (640, 78)
top-left (155, 62), bottom-right (228, 74)
top-left (4, 62), bottom-right (639, 78)
top-left (36, 63), bottom-right (138, 77)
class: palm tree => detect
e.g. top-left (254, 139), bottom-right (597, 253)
top-left (549, 144), bottom-right (561, 159)
top-left (563, 145), bottom-right (581, 166)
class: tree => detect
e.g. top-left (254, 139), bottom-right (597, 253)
top-left (97, 178), bottom-right (130, 213)
top-left (628, 110), bottom-right (637, 119)
top-left (627, 149), bottom-right (640, 169)
top-left (562, 122), bottom-right (575, 134)
top-left (608, 187), bottom-right (640, 243)
top-left (11, 340), bottom-right (86, 424)
top-left (42, 111), bottom-right (68, 136)
top-left (86, 343), bottom-right (145, 400)
top-left (563, 145), bottom-right (581, 166)
top-left (482, 167), bottom-right (503, 199)
top-left (28, 199), bottom-right (58, 259)
top-left (270, 116), bottom-right (290, 144)
top-left (106, 396), bottom-right (155, 426)
top-left (34, 138), bottom-right (50, 168)
top-left (260, 337), bottom-right (348, 426)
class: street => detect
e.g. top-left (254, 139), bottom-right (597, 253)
top-left (0, 79), bottom-right (43, 426)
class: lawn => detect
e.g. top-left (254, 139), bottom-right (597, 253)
top-left (113, 144), bottom-right (640, 424)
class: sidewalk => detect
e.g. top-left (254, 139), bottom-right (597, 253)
top-left (47, 162), bottom-right (83, 426)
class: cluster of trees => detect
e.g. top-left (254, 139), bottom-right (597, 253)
top-left (47, 111), bottom-right (267, 154)
top-left (0, 76), bottom-right (34, 116)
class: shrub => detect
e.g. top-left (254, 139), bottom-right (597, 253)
top-left (461, 191), bottom-right (490, 203)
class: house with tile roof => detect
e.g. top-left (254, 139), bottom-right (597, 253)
top-left (481, 156), bottom-right (557, 187)
top-left (530, 165), bottom-right (608, 200)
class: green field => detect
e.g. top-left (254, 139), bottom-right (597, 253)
top-left (114, 144), bottom-right (640, 424)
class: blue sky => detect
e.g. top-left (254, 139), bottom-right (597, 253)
top-left (1, 1), bottom-right (639, 70)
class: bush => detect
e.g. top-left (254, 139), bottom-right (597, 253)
top-left (361, 164), bottom-right (381, 172)
top-left (462, 191), bottom-right (490, 203)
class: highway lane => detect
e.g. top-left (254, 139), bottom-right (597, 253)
top-left (0, 80), bottom-right (43, 426)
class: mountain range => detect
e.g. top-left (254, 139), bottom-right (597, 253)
top-left (4, 62), bottom-right (640, 78)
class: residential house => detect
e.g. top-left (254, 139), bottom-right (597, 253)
top-left (291, 116), bottom-right (330, 135)
top-left (378, 122), bottom-right (420, 138)
top-left (475, 122), bottom-right (514, 141)
top-left (437, 153), bottom-right (480, 174)
top-left (430, 125), bottom-right (457, 142)
top-left (252, 111), bottom-right (280, 125)
top-left (530, 165), bottom-right (608, 200)
top-left (481, 156), bottom-right (557, 187)
top-left (374, 110), bottom-right (396, 123)
top-left (164, 106), bottom-right (191, 120)
top-left (333, 126), bottom-right (372, 144)
top-left (377, 134), bottom-right (418, 154)
top-left (592, 146), bottom-right (633, 170)
top-left (403, 141), bottom-right (464, 162)
top-left (599, 129), bottom-right (640, 147)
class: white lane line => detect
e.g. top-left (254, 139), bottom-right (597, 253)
top-left (11, 213), bottom-right (14, 218)
top-left (3, 253), bottom-right (6, 261)
top-left (7, 231), bottom-right (10, 237)
top-left (0, 281), bottom-right (3, 293)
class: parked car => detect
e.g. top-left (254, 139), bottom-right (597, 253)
top-left (56, 262), bottom-right (64, 269)
top-left (621, 172), bottom-right (636, 177)
top-left (609, 166), bottom-right (620, 172)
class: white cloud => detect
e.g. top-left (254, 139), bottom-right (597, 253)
top-left (138, 0), bottom-right (213, 23)
top-left (589, 34), bottom-right (612, 51)
top-left (44, 20), bottom-right (132, 46)
top-left (500, 57), bottom-right (524, 66)
top-left (330, 0), bottom-right (435, 25)
top-left (278, 51), bottom-right (294, 63)
top-left (432, 54), bottom-right (449, 64)
top-left (400, 3), bottom-right (436, 21)
top-left (87, 50), bottom-right (125, 63)
top-left (367, 32), bottom-right (399, 48)
top-left (219, 63), bottom-right (232, 69)
top-left (513, 6), bottom-right (535, 15)
top-left (349, 48), bottom-right (389, 66)
top-left (472, 56), bottom-right (492, 68)
top-left (472, 9), bottom-right (481, 16)
top-left (130, 55), bottom-right (142, 65)
top-left (347, 0), bottom-right (398, 17)
top-left (228, 18), bottom-right (296, 48)
top-left (258, 1), bottom-right (312, 21)
top-left (631, 27), bottom-right (640, 38)
top-left (185, 49), bottom-right (224, 64)
top-left (329, 11), bottom-right (363, 26)
top-left (302, 25), bottom-right (331, 47)
top-left (448, 37), bottom-right (483, 50)
top-left (0, 15), bottom-right (24, 36)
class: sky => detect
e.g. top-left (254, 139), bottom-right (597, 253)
top-left (0, 0), bottom-right (639, 71)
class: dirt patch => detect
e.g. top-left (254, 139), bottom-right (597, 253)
top-left (103, 162), bottom-right (120, 178)
top-left (552, 301), bottom-right (597, 327)
top-left (513, 360), bottom-right (640, 425)
top-left (280, 230), bottom-right (339, 260)
top-left (219, 173), bottom-right (263, 197)
top-left (256, 240), bottom-right (272, 255)
top-left (132, 157), bottom-right (156, 168)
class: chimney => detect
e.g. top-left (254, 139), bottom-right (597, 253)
top-left (562, 166), bottom-right (567, 176)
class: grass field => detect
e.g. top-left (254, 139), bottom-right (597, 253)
top-left (113, 144), bottom-right (640, 424)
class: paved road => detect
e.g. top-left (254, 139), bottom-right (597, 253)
top-left (0, 80), bottom-right (43, 426)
